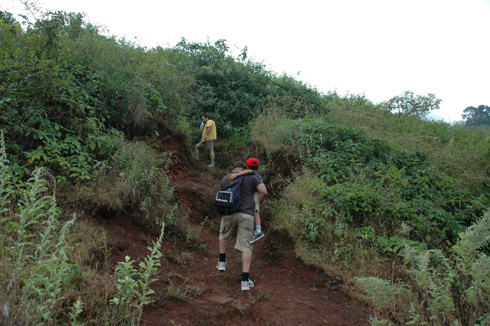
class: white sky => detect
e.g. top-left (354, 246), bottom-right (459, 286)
top-left (4, 0), bottom-right (490, 122)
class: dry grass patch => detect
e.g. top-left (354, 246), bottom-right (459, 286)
top-left (165, 280), bottom-right (205, 302)
top-left (228, 299), bottom-right (246, 316)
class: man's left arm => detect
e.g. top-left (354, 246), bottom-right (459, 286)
top-left (256, 183), bottom-right (267, 204)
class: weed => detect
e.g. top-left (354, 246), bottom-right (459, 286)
top-left (249, 291), bottom-right (271, 304)
top-left (166, 282), bottom-right (189, 302)
top-left (165, 279), bottom-right (204, 302)
top-left (167, 250), bottom-right (194, 266)
top-left (76, 138), bottom-right (178, 232)
top-left (110, 222), bottom-right (166, 325)
top-left (186, 284), bottom-right (206, 298)
top-left (228, 299), bottom-right (246, 316)
top-left (0, 132), bottom-right (80, 324)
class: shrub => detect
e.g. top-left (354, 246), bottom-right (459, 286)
top-left (270, 118), bottom-right (486, 250)
top-left (110, 224), bottom-right (165, 325)
top-left (75, 137), bottom-right (177, 231)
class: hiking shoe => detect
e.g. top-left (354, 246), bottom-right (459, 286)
top-left (241, 279), bottom-right (255, 291)
top-left (216, 261), bottom-right (226, 271)
top-left (250, 231), bottom-right (265, 244)
top-left (208, 163), bottom-right (215, 167)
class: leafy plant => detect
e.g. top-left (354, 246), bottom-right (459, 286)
top-left (110, 223), bottom-right (165, 326)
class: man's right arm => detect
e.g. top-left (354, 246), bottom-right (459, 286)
top-left (229, 169), bottom-right (252, 180)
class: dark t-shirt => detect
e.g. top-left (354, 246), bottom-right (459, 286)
top-left (251, 170), bottom-right (263, 183)
top-left (220, 172), bottom-right (263, 216)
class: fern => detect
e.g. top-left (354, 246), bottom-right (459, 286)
top-left (453, 210), bottom-right (490, 259)
top-left (355, 276), bottom-right (401, 311)
top-left (395, 212), bottom-right (490, 325)
top-left (453, 211), bottom-right (490, 310)
top-left (466, 255), bottom-right (490, 306)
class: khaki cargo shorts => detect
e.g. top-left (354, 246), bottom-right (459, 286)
top-left (204, 140), bottom-right (215, 150)
top-left (219, 212), bottom-right (254, 253)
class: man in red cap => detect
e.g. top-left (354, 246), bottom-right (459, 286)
top-left (217, 161), bottom-right (268, 291)
top-left (230, 157), bottom-right (265, 244)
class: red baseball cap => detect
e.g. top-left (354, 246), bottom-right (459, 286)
top-left (246, 158), bottom-right (259, 167)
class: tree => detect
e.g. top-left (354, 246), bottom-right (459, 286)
top-left (383, 91), bottom-right (441, 118)
top-left (462, 105), bottom-right (490, 127)
top-left (0, 11), bottom-right (18, 26)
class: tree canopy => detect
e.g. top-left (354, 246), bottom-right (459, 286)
top-left (382, 90), bottom-right (441, 118)
top-left (463, 105), bottom-right (490, 127)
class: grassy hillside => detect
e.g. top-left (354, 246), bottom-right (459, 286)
top-left (1, 10), bottom-right (489, 325)
top-left (253, 109), bottom-right (490, 325)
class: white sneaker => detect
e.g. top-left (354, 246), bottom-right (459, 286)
top-left (208, 163), bottom-right (215, 167)
top-left (216, 261), bottom-right (226, 271)
top-left (241, 279), bottom-right (255, 291)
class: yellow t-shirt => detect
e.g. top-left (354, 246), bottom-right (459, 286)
top-left (202, 120), bottom-right (217, 142)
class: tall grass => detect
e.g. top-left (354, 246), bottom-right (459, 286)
top-left (324, 104), bottom-right (490, 193)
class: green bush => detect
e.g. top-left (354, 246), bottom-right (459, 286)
top-left (324, 100), bottom-right (490, 193)
top-left (268, 118), bottom-right (487, 249)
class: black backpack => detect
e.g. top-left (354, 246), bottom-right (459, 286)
top-left (215, 176), bottom-right (244, 215)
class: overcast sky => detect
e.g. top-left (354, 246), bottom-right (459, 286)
top-left (5, 0), bottom-right (490, 122)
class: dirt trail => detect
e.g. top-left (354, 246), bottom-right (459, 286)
top-left (93, 136), bottom-right (371, 325)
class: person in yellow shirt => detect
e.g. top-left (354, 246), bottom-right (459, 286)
top-left (195, 114), bottom-right (217, 167)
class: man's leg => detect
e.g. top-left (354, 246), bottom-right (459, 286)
top-left (217, 239), bottom-right (228, 271)
top-left (209, 148), bottom-right (215, 165)
top-left (219, 239), bottom-right (228, 255)
top-left (241, 251), bottom-right (252, 273)
top-left (218, 214), bottom-right (235, 271)
top-left (194, 142), bottom-right (202, 160)
top-left (241, 251), bottom-right (254, 290)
